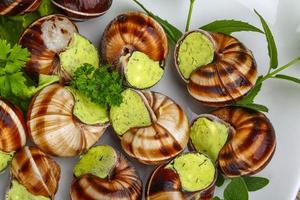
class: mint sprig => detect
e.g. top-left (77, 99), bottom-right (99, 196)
top-left (243, 176), bottom-right (269, 192)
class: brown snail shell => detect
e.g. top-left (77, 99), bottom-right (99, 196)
top-left (189, 107), bottom-right (276, 177)
top-left (146, 153), bottom-right (217, 200)
top-left (11, 146), bottom-right (61, 198)
top-left (70, 152), bottom-right (142, 200)
top-left (27, 84), bottom-right (109, 157)
top-left (174, 30), bottom-right (257, 107)
top-left (0, 100), bottom-right (26, 153)
top-left (51, 0), bottom-right (113, 21)
top-left (0, 0), bottom-right (41, 16)
top-left (100, 12), bottom-right (168, 89)
top-left (120, 90), bottom-right (189, 165)
top-left (19, 14), bottom-right (78, 81)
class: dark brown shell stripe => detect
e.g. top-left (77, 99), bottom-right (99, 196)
top-left (11, 146), bottom-right (61, 198)
top-left (19, 14), bottom-right (78, 78)
top-left (27, 84), bottom-right (107, 157)
top-left (0, 100), bottom-right (26, 152)
top-left (0, 0), bottom-right (41, 16)
top-left (212, 107), bottom-right (276, 177)
top-left (121, 91), bottom-right (189, 164)
top-left (51, 0), bottom-right (112, 20)
top-left (187, 32), bottom-right (257, 107)
top-left (101, 12), bottom-right (168, 66)
top-left (70, 154), bottom-right (142, 200)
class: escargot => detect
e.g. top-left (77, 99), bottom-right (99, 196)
top-left (70, 145), bottom-right (142, 200)
top-left (27, 84), bottom-right (109, 157)
top-left (101, 12), bottom-right (168, 89)
top-left (174, 30), bottom-right (257, 107)
top-left (0, 100), bottom-right (26, 173)
top-left (110, 89), bottom-right (189, 165)
top-left (189, 107), bottom-right (276, 177)
top-left (19, 14), bottom-right (100, 83)
top-left (0, 0), bottom-right (41, 16)
top-left (51, 0), bottom-right (113, 21)
top-left (6, 146), bottom-right (60, 199)
top-left (146, 152), bottom-right (217, 200)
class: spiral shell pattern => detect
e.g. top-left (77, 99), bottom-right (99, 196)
top-left (51, 0), bottom-right (112, 21)
top-left (27, 84), bottom-right (108, 157)
top-left (70, 154), bottom-right (142, 200)
top-left (11, 146), bottom-right (61, 198)
top-left (101, 12), bottom-right (168, 66)
top-left (0, 0), bottom-right (41, 16)
top-left (121, 91), bottom-right (189, 165)
top-left (211, 107), bottom-right (276, 177)
top-left (0, 100), bottom-right (26, 152)
top-left (19, 14), bottom-right (78, 79)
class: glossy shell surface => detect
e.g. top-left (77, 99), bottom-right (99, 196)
top-left (0, 0), bottom-right (41, 16)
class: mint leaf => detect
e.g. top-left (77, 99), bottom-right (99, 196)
top-left (132, 0), bottom-right (182, 44)
top-left (274, 74), bottom-right (300, 84)
top-left (200, 20), bottom-right (263, 35)
top-left (243, 176), bottom-right (269, 192)
top-left (213, 197), bottom-right (222, 200)
top-left (216, 173), bottom-right (225, 187)
top-left (224, 177), bottom-right (248, 200)
top-left (233, 103), bottom-right (269, 113)
top-left (254, 10), bottom-right (278, 70)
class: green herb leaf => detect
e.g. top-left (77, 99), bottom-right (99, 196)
top-left (200, 19), bottom-right (263, 35)
top-left (254, 10), bottom-right (278, 70)
top-left (132, 0), bottom-right (182, 44)
top-left (233, 103), bottom-right (269, 113)
top-left (224, 177), bottom-right (249, 200)
top-left (274, 74), bottom-right (300, 84)
top-left (213, 197), bottom-right (222, 200)
top-left (216, 173), bottom-right (225, 187)
top-left (239, 76), bottom-right (263, 104)
top-left (71, 64), bottom-right (124, 108)
top-left (243, 176), bottom-right (269, 192)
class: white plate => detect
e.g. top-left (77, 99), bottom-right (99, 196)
top-left (1, 0), bottom-right (300, 199)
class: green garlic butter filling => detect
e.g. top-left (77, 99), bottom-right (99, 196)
top-left (168, 153), bottom-right (215, 192)
top-left (125, 51), bottom-right (164, 89)
top-left (0, 150), bottom-right (13, 173)
top-left (73, 146), bottom-right (118, 179)
top-left (178, 31), bottom-right (214, 79)
top-left (110, 89), bottom-right (152, 135)
top-left (190, 117), bottom-right (229, 161)
top-left (6, 180), bottom-right (50, 200)
top-left (59, 33), bottom-right (99, 77)
top-left (67, 87), bottom-right (109, 125)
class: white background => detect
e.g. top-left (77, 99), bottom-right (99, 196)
top-left (1, 0), bottom-right (300, 199)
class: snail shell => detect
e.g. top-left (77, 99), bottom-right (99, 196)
top-left (51, 0), bottom-right (113, 21)
top-left (70, 153), bottom-right (142, 200)
top-left (27, 84), bottom-right (109, 157)
top-left (0, 0), bottom-right (41, 16)
top-left (11, 146), bottom-right (61, 198)
top-left (19, 14), bottom-right (78, 81)
top-left (190, 107), bottom-right (276, 177)
top-left (174, 30), bottom-right (257, 107)
top-left (120, 90), bottom-right (189, 165)
top-left (0, 100), bottom-right (26, 153)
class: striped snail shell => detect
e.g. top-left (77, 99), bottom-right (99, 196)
top-left (0, 100), bottom-right (26, 153)
top-left (100, 12), bottom-right (168, 89)
top-left (120, 90), bottom-right (189, 165)
top-left (0, 0), bottom-right (41, 16)
top-left (19, 14), bottom-right (78, 81)
top-left (27, 84), bottom-right (109, 157)
top-left (189, 107), bottom-right (276, 177)
top-left (10, 146), bottom-right (61, 198)
top-left (174, 30), bottom-right (257, 107)
top-left (51, 0), bottom-right (113, 21)
top-left (70, 147), bottom-right (142, 200)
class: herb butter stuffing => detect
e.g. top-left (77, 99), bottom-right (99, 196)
top-left (110, 89), bottom-right (151, 135)
top-left (66, 87), bottom-right (109, 125)
top-left (168, 153), bottom-right (215, 192)
top-left (190, 117), bottom-right (229, 161)
top-left (73, 146), bottom-right (118, 179)
top-left (178, 31), bottom-right (214, 79)
top-left (0, 150), bottom-right (14, 173)
top-left (125, 51), bottom-right (164, 89)
top-left (6, 180), bottom-right (50, 200)
top-left (59, 33), bottom-right (99, 77)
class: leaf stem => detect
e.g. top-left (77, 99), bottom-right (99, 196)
top-left (185, 0), bottom-right (196, 32)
